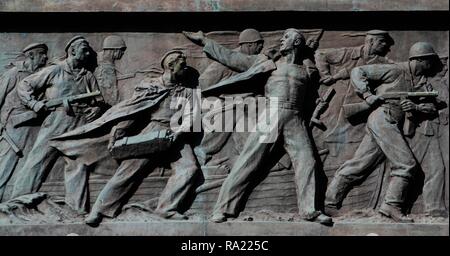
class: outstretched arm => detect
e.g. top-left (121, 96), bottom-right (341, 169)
top-left (183, 31), bottom-right (260, 72)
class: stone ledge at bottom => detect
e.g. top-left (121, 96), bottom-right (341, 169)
top-left (0, 221), bottom-right (448, 236)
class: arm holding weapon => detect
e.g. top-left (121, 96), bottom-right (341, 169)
top-left (342, 91), bottom-right (439, 119)
top-left (310, 30), bottom-right (356, 128)
top-left (309, 87), bottom-right (335, 128)
top-left (9, 91), bottom-right (102, 128)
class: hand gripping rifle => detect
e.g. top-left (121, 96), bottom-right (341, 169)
top-left (342, 91), bottom-right (439, 119)
top-left (10, 90), bottom-right (102, 128)
top-left (342, 91), bottom-right (439, 135)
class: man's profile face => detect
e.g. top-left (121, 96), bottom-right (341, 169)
top-left (73, 42), bottom-right (91, 64)
top-left (171, 54), bottom-right (188, 81)
top-left (31, 48), bottom-right (48, 68)
top-left (280, 31), bottom-right (298, 53)
top-left (114, 48), bottom-right (126, 60)
top-left (250, 41), bottom-right (264, 55)
top-left (241, 41), bottom-right (264, 55)
top-left (370, 37), bottom-right (391, 56)
top-left (415, 57), bottom-right (434, 75)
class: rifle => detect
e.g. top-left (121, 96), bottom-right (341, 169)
top-left (309, 87), bottom-right (335, 128)
top-left (0, 123), bottom-right (22, 156)
top-left (10, 91), bottom-right (102, 128)
top-left (342, 91), bottom-right (439, 119)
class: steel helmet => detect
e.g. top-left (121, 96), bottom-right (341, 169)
top-left (103, 35), bottom-right (127, 50)
top-left (409, 42), bottom-right (438, 60)
top-left (239, 29), bottom-right (264, 44)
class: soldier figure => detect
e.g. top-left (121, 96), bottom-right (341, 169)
top-left (324, 42), bottom-right (441, 223)
top-left (435, 57), bottom-right (449, 211)
top-left (314, 30), bottom-right (394, 165)
top-left (406, 46), bottom-right (448, 217)
top-left (184, 29), bottom-right (332, 225)
top-left (95, 35), bottom-right (127, 107)
top-left (0, 43), bottom-right (48, 202)
top-left (199, 29), bottom-right (264, 91)
top-left (52, 50), bottom-right (201, 226)
top-left (195, 28), bottom-right (265, 166)
top-left (10, 36), bottom-right (104, 212)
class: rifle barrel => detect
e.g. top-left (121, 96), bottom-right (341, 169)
top-left (381, 91), bottom-right (438, 99)
top-left (45, 91), bottom-right (101, 108)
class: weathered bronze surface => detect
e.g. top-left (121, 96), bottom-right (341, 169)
top-left (0, 2), bottom-right (448, 236)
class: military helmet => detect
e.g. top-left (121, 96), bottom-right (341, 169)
top-left (103, 35), bottom-right (127, 50)
top-left (409, 42), bottom-right (438, 60)
top-left (239, 29), bottom-right (264, 44)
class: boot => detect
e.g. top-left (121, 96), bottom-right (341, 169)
top-left (210, 212), bottom-right (227, 223)
top-left (303, 210), bottom-right (333, 226)
top-left (325, 175), bottom-right (352, 210)
top-left (311, 213), bottom-right (333, 226)
top-left (379, 204), bottom-right (414, 223)
top-left (324, 205), bottom-right (340, 217)
top-left (167, 212), bottom-right (189, 220)
top-left (85, 211), bottom-right (103, 227)
top-left (158, 211), bottom-right (188, 220)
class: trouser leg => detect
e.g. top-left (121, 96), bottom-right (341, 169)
top-left (195, 132), bottom-right (232, 165)
top-left (421, 138), bottom-right (447, 215)
top-left (11, 111), bottom-right (81, 199)
top-left (64, 157), bottom-right (89, 213)
top-left (0, 148), bottom-right (19, 202)
top-left (155, 143), bottom-right (199, 217)
top-left (11, 134), bottom-right (59, 198)
top-left (196, 101), bottom-right (238, 165)
top-left (90, 158), bottom-right (150, 217)
top-left (365, 110), bottom-right (417, 210)
top-left (212, 122), bottom-right (280, 216)
top-left (325, 131), bottom-right (385, 208)
top-left (282, 114), bottom-right (318, 219)
top-left (439, 124), bottom-right (449, 209)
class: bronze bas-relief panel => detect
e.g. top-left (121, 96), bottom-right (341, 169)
top-left (0, 28), bottom-right (448, 230)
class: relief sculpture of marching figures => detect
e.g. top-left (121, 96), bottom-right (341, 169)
top-left (0, 29), bottom-right (448, 228)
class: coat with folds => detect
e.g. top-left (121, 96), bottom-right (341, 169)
top-left (50, 77), bottom-right (177, 174)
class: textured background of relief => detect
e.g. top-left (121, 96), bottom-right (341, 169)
top-left (0, 1), bottom-right (448, 218)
